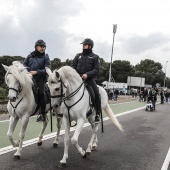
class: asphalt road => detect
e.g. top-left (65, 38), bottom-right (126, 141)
top-left (1, 103), bottom-right (170, 170)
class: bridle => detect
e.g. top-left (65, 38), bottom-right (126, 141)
top-left (7, 73), bottom-right (22, 98)
top-left (8, 84), bottom-right (22, 96)
top-left (7, 72), bottom-right (23, 113)
top-left (50, 78), bottom-right (85, 127)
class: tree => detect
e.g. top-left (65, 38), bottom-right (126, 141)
top-left (51, 58), bottom-right (61, 71)
top-left (0, 56), bottom-right (24, 86)
top-left (111, 60), bottom-right (135, 83)
top-left (135, 59), bottom-right (164, 86)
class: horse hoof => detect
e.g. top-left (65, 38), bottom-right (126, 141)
top-left (13, 155), bottom-right (20, 160)
top-left (92, 146), bottom-right (97, 151)
top-left (82, 153), bottom-right (87, 159)
top-left (57, 162), bottom-right (66, 169)
top-left (37, 141), bottom-right (42, 146)
top-left (86, 152), bottom-right (91, 156)
top-left (53, 143), bottom-right (58, 148)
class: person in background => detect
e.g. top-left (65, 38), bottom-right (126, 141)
top-left (109, 89), bottom-right (113, 100)
top-left (24, 39), bottom-right (51, 122)
top-left (164, 90), bottom-right (169, 103)
top-left (114, 88), bottom-right (119, 101)
top-left (160, 88), bottom-right (164, 104)
top-left (143, 88), bottom-right (148, 102)
top-left (148, 88), bottom-right (157, 110)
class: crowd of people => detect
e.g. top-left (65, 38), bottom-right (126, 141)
top-left (108, 88), bottom-right (120, 101)
top-left (138, 87), bottom-right (170, 104)
top-left (107, 87), bottom-right (170, 110)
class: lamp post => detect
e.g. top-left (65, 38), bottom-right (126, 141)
top-left (108, 24), bottom-right (117, 83)
top-left (164, 61), bottom-right (168, 87)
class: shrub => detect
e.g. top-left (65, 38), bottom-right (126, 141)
top-left (0, 87), bottom-right (8, 101)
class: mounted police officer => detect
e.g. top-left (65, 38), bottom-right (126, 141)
top-left (72, 38), bottom-right (101, 123)
top-left (24, 39), bottom-right (51, 122)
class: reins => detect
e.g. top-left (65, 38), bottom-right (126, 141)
top-left (63, 82), bottom-right (85, 127)
top-left (51, 78), bottom-right (86, 127)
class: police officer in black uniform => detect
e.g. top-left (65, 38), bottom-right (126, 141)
top-left (72, 38), bottom-right (101, 123)
top-left (24, 39), bottom-right (51, 122)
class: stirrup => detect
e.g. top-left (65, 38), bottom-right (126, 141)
top-left (36, 115), bottom-right (42, 122)
top-left (95, 115), bottom-right (100, 123)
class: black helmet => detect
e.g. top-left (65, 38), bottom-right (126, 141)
top-left (35, 39), bottom-right (46, 47)
top-left (80, 38), bottom-right (94, 48)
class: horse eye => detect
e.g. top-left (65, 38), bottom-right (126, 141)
top-left (51, 81), bottom-right (55, 84)
top-left (55, 88), bottom-right (59, 91)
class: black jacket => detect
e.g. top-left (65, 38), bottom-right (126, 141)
top-left (72, 52), bottom-right (100, 78)
top-left (24, 52), bottom-right (51, 81)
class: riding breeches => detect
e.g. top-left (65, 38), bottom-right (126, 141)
top-left (35, 80), bottom-right (46, 116)
top-left (86, 78), bottom-right (101, 114)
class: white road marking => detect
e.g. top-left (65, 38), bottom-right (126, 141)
top-left (0, 106), bottom-right (145, 155)
top-left (161, 148), bottom-right (170, 170)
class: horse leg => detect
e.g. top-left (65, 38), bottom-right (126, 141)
top-left (58, 116), bottom-right (70, 168)
top-left (53, 116), bottom-right (62, 148)
top-left (14, 115), bottom-right (29, 159)
top-left (71, 118), bottom-right (87, 158)
top-left (86, 118), bottom-right (99, 154)
top-left (7, 115), bottom-right (19, 147)
top-left (92, 134), bottom-right (98, 150)
top-left (37, 120), bottom-right (48, 146)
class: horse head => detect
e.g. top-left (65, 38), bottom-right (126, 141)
top-left (46, 67), bottom-right (68, 107)
top-left (2, 62), bottom-right (31, 102)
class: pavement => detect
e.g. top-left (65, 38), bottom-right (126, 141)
top-left (0, 102), bottom-right (170, 170)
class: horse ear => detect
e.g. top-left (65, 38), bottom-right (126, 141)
top-left (45, 67), bottom-right (52, 76)
top-left (55, 72), bottom-right (60, 79)
top-left (2, 64), bottom-right (9, 72)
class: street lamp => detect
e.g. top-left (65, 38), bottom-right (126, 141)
top-left (164, 61), bottom-right (168, 87)
top-left (109, 24), bottom-right (117, 83)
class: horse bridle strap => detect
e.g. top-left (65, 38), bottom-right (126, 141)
top-left (10, 98), bottom-right (23, 114)
top-left (50, 79), bottom-right (66, 99)
top-left (63, 81), bottom-right (86, 127)
top-left (8, 86), bottom-right (22, 94)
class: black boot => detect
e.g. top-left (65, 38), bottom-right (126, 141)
top-left (36, 115), bottom-right (42, 122)
top-left (36, 114), bottom-right (46, 122)
top-left (95, 109), bottom-right (101, 123)
top-left (95, 114), bottom-right (100, 123)
top-left (41, 114), bottom-right (46, 121)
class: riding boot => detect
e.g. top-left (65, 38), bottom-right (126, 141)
top-left (95, 95), bottom-right (101, 123)
top-left (36, 97), bottom-right (46, 122)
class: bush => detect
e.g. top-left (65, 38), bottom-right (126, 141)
top-left (0, 87), bottom-right (8, 101)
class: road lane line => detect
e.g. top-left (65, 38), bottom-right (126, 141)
top-left (0, 106), bottom-right (145, 155)
top-left (161, 147), bottom-right (170, 170)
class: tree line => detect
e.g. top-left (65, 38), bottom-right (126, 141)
top-left (0, 55), bottom-right (169, 90)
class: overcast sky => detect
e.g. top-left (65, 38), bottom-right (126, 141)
top-left (1, 0), bottom-right (170, 76)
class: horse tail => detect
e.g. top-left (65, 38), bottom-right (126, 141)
top-left (104, 103), bottom-right (123, 132)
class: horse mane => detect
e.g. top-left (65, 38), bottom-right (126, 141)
top-left (5, 61), bottom-right (33, 98)
top-left (58, 66), bottom-right (82, 83)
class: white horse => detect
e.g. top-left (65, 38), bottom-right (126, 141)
top-left (46, 66), bottom-right (123, 168)
top-left (2, 61), bottom-right (62, 159)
